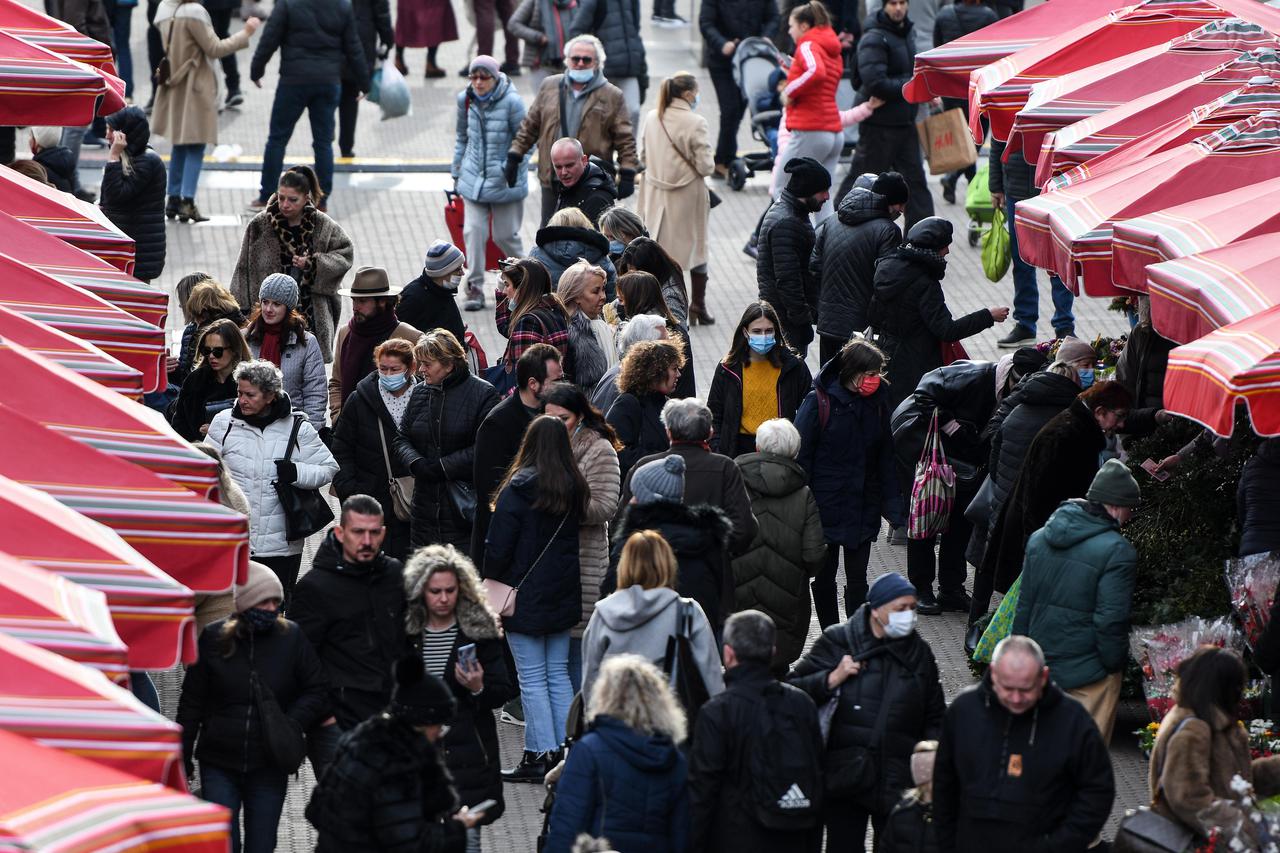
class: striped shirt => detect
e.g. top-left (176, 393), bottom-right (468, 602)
top-left (421, 625), bottom-right (457, 678)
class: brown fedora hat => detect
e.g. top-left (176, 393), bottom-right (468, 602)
top-left (337, 265), bottom-right (403, 297)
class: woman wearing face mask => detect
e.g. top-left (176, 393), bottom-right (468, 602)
top-left (707, 300), bottom-right (812, 458)
top-left (176, 561), bottom-right (330, 853)
top-left (170, 318), bottom-right (252, 441)
top-left (555, 260), bottom-right (617, 394)
top-left (635, 72), bottom-right (716, 326)
top-left (605, 269), bottom-right (696, 399)
top-left (331, 338), bottom-right (418, 561)
top-left (492, 258), bottom-right (570, 391)
top-left (795, 338), bottom-right (905, 626)
top-left (243, 273), bottom-right (327, 431)
top-left (788, 571), bottom-right (946, 850)
top-left (450, 56), bottom-right (528, 312)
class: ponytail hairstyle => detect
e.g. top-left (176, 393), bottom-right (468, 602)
top-left (790, 0), bottom-right (832, 29)
top-left (278, 164), bottom-right (324, 206)
top-left (657, 72), bottom-right (698, 122)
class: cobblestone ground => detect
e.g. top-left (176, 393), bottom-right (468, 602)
top-left (75, 0), bottom-right (1155, 847)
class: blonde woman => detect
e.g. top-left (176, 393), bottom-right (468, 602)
top-left (556, 259), bottom-right (617, 394)
top-left (637, 71), bottom-right (715, 326)
top-left (546, 654), bottom-right (691, 851)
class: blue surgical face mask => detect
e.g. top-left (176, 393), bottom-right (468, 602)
top-left (748, 333), bottom-right (775, 355)
top-left (567, 67), bottom-right (595, 83)
top-left (1078, 368), bottom-right (1095, 389)
top-left (379, 372), bottom-right (409, 393)
top-left (608, 240), bottom-right (626, 257)
top-left (691, 93), bottom-right (701, 110)
top-left (507, 297), bottom-right (517, 310)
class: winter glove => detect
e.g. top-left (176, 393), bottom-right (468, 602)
top-left (274, 459), bottom-right (298, 485)
top-left (411, 458), bottom-right (446, 481)
top-left (616, 168), bottom-right (635, 200)
top-left (504, 152), bottom-right (522, 187)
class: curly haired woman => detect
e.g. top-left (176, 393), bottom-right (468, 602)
top-left (604, 338), bottom-right (685, 477)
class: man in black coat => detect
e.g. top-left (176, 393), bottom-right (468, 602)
top-left (338, 0), bottom-right (393, 158)
top-left (810, 171), bottom-right (908, 365)
top-left (690, 610), bottom-right (822, 853)
top-left (398, 240), bottom-right (467, 343)
top-left (470, 344), bottom-right (563, 566)
top-left (551, 139), bottom-right (618, 226)
top-left (249, 0), bottom-right (369, 206)
top-left (289, 495), bottom-right (407, 780)
top-left (848, 0), bottom-right (934, 228)
top-left (757, 157), bottom-right (830, 358)
top-left (933, 635), bottom-right (1114, 853)
top-left (699, 0), bottom-right (779, 172)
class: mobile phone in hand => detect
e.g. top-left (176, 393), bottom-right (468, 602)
top-left (471, 799), bottom-right (497, 816)
top-left (457, 643), bottom-right (477, 670)
top-left (1140, 458), bottom-right (1170, 482)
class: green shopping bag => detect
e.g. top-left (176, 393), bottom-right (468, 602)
top-left (973, 574), bottom-right (1021, 664)
top-left (964, 162), bottom-right (992, 222)
top-left (982, 207), bottom-right (1011, 283)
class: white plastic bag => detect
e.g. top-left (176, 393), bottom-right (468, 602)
top-left (376, 61), bottom-right (411, 120)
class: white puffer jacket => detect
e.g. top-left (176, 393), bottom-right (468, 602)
top-left (206, 400), bottom-right (338, 557)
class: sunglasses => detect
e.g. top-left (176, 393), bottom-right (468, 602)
top-left (567, 55), bottom-right (595, 66)
top-left (468, 73), bottom-right (492, 81)
top-left (199, 346), bottom-right (227, 359)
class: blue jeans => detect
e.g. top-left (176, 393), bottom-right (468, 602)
top-left (508, 630), bottom-right (572, 753)
top-left (258, 81), bottom-right (341, 203)
top-left (168, 143), bottom-right (206, 198)
top-left (1007, 196), bottom-right (1075, 335)
top-left (200, 764), bottom-right (288, 853)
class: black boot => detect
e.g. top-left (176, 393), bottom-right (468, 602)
top-left (501, 750), bottom-right (549, 783)
top-left (178, 198), bottom-right (209, 224)
top-left (165, 195), bottom-right (180, 220)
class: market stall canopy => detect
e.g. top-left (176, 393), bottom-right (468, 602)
top-left (0, 251), bottom-right (165, 392)
top-left (0, 0), bottom-right (126, 116)
top-left (0, 29), bottom-right (124, 125)
top-left (1014, 112), bottom-right (1280, 297)
top-left (1007, 19), bottom-right (1279, 167)
top-left (0, 474), bottom-right (196, 670)
top-left (0, 165), bottom-right (134, 273)
top-left (0, 551), bottom-right (128, 685)
top-left (0, 632), bottom-right (185, 789)
top-left (1147, 234), bottom-right (1280, 343)
top-left (0, 404), bottom-right (248, 594)
top-left (0, 338), bottom-right (219, 498)
top-left (0, 304), bottom-right (143, 396)
top-left (0, 729), bottom-right (227, 851)
top-left (1164, 304), bottom-right (1280, 435)
top-left (1036, 49), bottom-right (1280, 187)
top-left (0, 210), bottom-right (166, 327)
top-left (903, 0), bottom-right (1122, 103)
top-left (1111, 173), bottom-right (1280, 291)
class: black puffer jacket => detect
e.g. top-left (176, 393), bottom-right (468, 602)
top-left (176, 617), bottom-right (330, 775)
top-left (881, 796), bottom-right (940, 853)
top-left (554, 163), bottom-right (618, 227)
top-left (789, 604), bottom-right (946, 816)
top-left (857, 11), bottom-right (917, 127)
top-left (100, 109), bottom-right (167, 283)
top-left (331, 371), bottom-right (413, 513)
top-left (470, 393), bottom-right (534, 566)
top-left (483, 468), bottom-right (582, 636)
top-left (603, 501), bottom-right (734, 627)
top-left (250, 0), bottom-right (370, 89)
top-left (34, 145), bottom-right (77, 194)
top-left (932, 1), bottom-right (997, 47)
top-left (1238, 438), bottom-right (1280, 558)
top-left (706, 349), bottom-right (812, 458)
top-left (397, 273), bottom-right (466, 345)
top-left (290, 532), bottom-right (406, 730)
top-left (345, 0), bottom-right (393, 83)
top-left (170, 366), bottom-right (236, 441)
top-left (568, 0), bottom-right (647, 79)
top-left (869, 247), bottom-right (995, 411)
top-left (606, 390), bottom-right (671, 476)
top-left (393, 366), bottom-right (499, 552)
top-left (812, 186), bottom-right (903, 340)
top-left (698, 0), bottom-right (780, 69)
top-left (985, 371), bottom-right (1080, 519)
top-left (757, 190), bottom-right (819, 349)
top-left (307, 713), bottom-right (467, 853)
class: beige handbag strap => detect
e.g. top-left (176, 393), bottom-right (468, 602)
top-left (376, 418), bottom-right (396, 482)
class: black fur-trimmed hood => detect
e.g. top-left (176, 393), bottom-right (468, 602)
top-left (613, 500), bottom-right (733, 554)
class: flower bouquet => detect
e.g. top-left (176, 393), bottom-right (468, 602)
top-left (1193, 775), bottom-right (1280, 851)
top-left (1131, 617), bottom-right (1243, 721)
top-left (1247, 719), bottom-right (1280, 760)
top-left (1034, 333), bottom-right (1128, 381)
top-left (1225, 552), bottom-right (1280, 650)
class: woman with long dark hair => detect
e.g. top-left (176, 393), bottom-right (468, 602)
top-left (483, 415), bottom-right (587, 783)
top-left (607, 270), bottom-right (696, 399)
top-left (242, 273), bottom-right (327, 430)
top-left (542, 382), bottom-right (622, 692)
top-left (493, 257), bottom-right (570, 387)
top-left (613, 235), bottom-right (689, 326)
top-left (707, 300), bottom-right (812, 457)
top-left (170, 318), bottom-right (252, 441)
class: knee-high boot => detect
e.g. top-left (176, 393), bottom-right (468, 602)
top-left (689, 270), bottom-right (715, 325)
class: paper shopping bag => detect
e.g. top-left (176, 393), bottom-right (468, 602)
top-left (916, 108), bottom-right (978, 175)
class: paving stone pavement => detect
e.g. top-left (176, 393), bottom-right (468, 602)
top-left (77, 0), bottom-right (1155, 848)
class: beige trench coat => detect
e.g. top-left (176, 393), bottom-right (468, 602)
top-left (151, 0), bottom-right (250, 146)
top-left (636, 98), bottom-right (715, 271)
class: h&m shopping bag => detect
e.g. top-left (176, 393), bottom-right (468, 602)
top-left (916, 107), bottom-right (978, 176)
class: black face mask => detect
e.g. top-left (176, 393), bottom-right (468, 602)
top-left (242, 607), bottom-right (278, 633)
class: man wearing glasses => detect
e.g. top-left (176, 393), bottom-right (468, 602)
top-left (506, 34), bottom-right (639, 226)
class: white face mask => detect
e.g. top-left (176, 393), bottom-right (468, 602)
top-left (883, 609), bottom-right (917, 639)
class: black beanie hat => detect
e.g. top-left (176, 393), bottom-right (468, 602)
top-left (389, 656), bottom-right (456, 726)
top-left (1012, 346), bottom-right (1047, 377)
top-left (785, 157), bottom-right (831, 197)
top-left (871, 171), bottom-right (909, 206)
top-left (906, 216), bottom-right (954, 250)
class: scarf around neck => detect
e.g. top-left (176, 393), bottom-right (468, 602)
top-left (268, 199), bottom-right (320, 329)
top-left (258, 320), bottom-right (286, 367)
top-left (340, 308), bottom-right (401, 407)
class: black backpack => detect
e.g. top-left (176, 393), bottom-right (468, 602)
top-left (746, 682), bottom-right (825, 831)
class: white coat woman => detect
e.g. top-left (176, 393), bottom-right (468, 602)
top-left (207, 359), bottom-right (338, 605)
top-left (636, 72), bottom-right (716, 326)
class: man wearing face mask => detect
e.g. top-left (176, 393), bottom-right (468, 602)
top-left (398, 241), bottom-right (468, 341)
top-left (1012, 459), bottom-right (1139, 745)
top-left (550, 138), bottom-right (618, 227)
top-left (328, 267), bottom-right (423, 423)
top-left (788, 571), bottom-right (946, 849)
top-left (756, 157), bottom-right (830, 358)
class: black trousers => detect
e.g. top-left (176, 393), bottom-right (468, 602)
top-left (906, 483), bottom-right (973, 598)
top-left (813, 539), bottom-right (873, 629)
top-left (841, 123), bottom-right (935, 229)
top-left (146, 0), bottom-right (164, 95)
top-left (708, 64), bottom-right (746, 167)
top-left (206, 6), bottom-right (240, 93)
top-left (540, 184), bottom-right (558, 226)
top-left (256, 554), bottom-right (303, 609)
top-left (819, 334), bottom-right (847, 369)
top-left (825, 801), bottom-right (887, 850)
top-left (338, 79), bottom-right (361, 156)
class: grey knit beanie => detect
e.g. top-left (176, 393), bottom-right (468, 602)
top-left (632, 454), bottom-right (685, 506)
top-left (423, 240), bottom-right (465, 278)
top-left (258, 273), bottom-right (300, 310)
top-left (1086, 458), bottom-right (1141, 508)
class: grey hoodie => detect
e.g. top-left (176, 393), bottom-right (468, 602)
top-left (580, 585), bottom-right (725, 701)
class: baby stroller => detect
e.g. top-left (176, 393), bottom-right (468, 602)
top-left (728, 36), bottom-right (785, 191)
